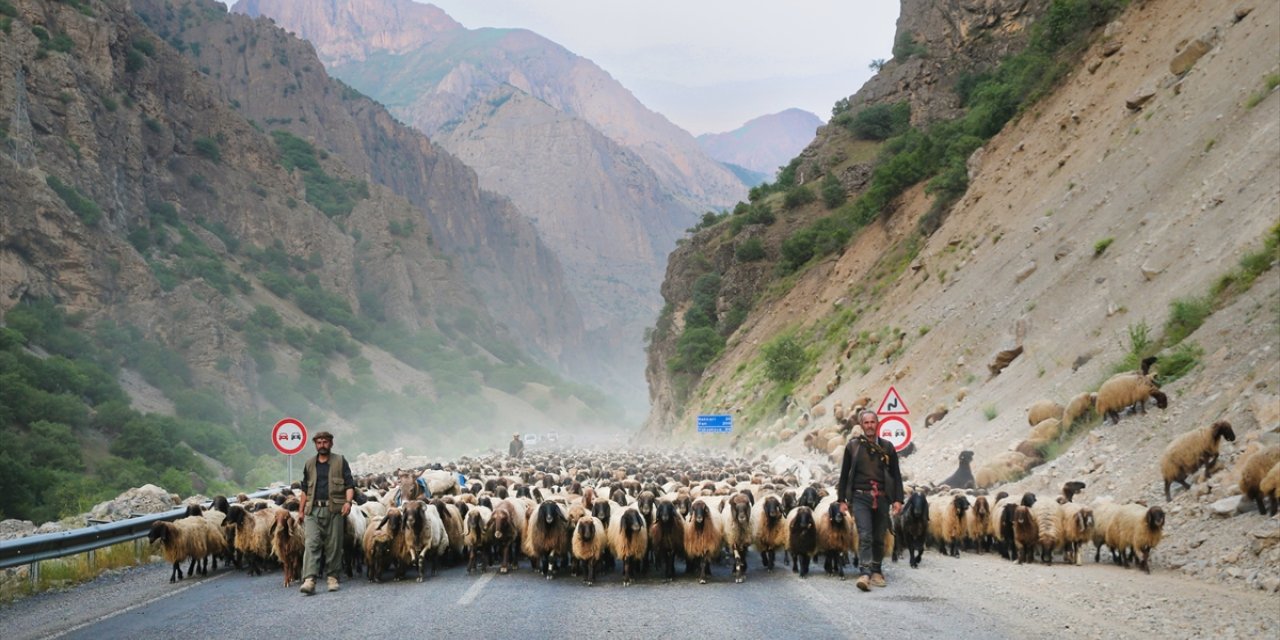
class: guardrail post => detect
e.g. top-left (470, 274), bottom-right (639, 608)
top-left (135, 538), bottom-right (144, 564)
top-left (29, 560), bottom-right (39, 588)
top-left (87, 548), bottom-right (96, 571)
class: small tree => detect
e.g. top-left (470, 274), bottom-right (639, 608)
top-left (763, 334), bottom-right (807, 383)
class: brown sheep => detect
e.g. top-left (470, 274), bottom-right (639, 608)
top-left (607, 505), bottom-right (649, 586)
top-left (571, 516), bottom-right (606, 585)
top-left (148, 517), bottom-right (208, 583)
top-left (1160, 420), bottom-right (1236, 501)
top-left (1012, 505), bottom-right (1039, 565)
top-left (1027, 400), bottom-right (1064, 427)
top-left (720, 493), bottom-right (753, 583)
top-left (1259, 463), bottom-right (1280, 517)
top-left (814, 499), bottom-right (858, 580)
top-left (1096, 364), bottom-right (1167, 424)
top-left (684, 497), bottom-right (723, 584)
top-left (1238, 445), bottom-right (1280, 514)
top-left (749, 494), bottom-right (788, 571)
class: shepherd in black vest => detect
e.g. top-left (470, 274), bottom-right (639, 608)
top-left (837, 409), bottom-right (905, 592)
top-left (298, 430), bottom-right (354, 595)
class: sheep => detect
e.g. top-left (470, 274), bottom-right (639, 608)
top-left (432, 498), bottom-right (465, 562)
top-left (185, 504), bottom-right (229, 574)
top-left (269, 509), bottom-right (303, 587)
top-left (343, 501), bottom-right (368, 578)
top-left (1061, 481), bottom-right (1087, 503)
top-left (525, 500), bottom-right (571, 579)
top-left (1239, 445), bottom-right (1280, 515)
top-left (684, 497), bottom-right (723, 584)
top-left (924, 406), bottom-right (948, 427)
top-left (992, 493), bottom-right (1037, 561)
top-left (1031, 500), bottom-right (1063, 565)
top-left (1259, 463), bottom-right (1280, 517)
top-left (421, 502), bottom-right (450, 577)
top-left (1012, 506), bottom-right (1039, 565)
top-left (148, 517), bottom-right (209, 583)
top-left (1090, 499), bottom-right (1122, 565)
top-left (786, 506), bottom-right (818, 577)
top-left (1059, 503), bottom-right (1094, 565)
top-left (814, 498), bottom-right (858, 580)
top-left (833, 401), bottom-right (846, 424)
top-left (719, 493), bottom-right (753, 583)
top-left (895, 490), bottom-right (929, 568)
top-left (420, 469), bottom-right (460, 497)
top-left (488, 498), bottom-right (528, 574)
top-left (939, 451), bottom-right (976, 489)
top-left (1161, 420), bottom-right (1237, 501)
top-left (749, 494), bottom-right (787, 571)
top-left (1027, 400), bottom-right (1064, 427)
top-left (363, 509), bottom-right (401, 582)
top-left (928, 493), bottom-right (970, 557)
top-left (974, 451), bottom-right (1039, 488)
top-left (1062, 392), bottom-right (1097, 430)
top-left (462, 504), bottom-right (493, 573)
top-left (607, 505), bottom-right (649, 586)
top-left (571, 515), bottom-right (607, 585)
top-left (224, 504), bottom-right (277, 576)
top-left (988, 345), bottom-right (1023, 376)
top-left (963, 496), bottom-right (991, 554)
top-left (1104, 505), bottom-right (1165, 573)
top-left (1096, 365), bottom-right (1168, 424)
top-left (1028, 418), bottom-right (1064, 444)
top-left (649, 499), bottom-right (686, 582)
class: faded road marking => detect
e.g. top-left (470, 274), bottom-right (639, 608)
top-left (457, 571), bottom-right (493, 606)
top-left (48, 572), bottom-right (229, 639)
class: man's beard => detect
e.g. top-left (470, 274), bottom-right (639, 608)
top-left (317, 446), bottom-right (331, 455)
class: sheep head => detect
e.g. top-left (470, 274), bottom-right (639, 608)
top-left (959, 450), bottom-right (975, 464)
top-left (1212, 420), bottom-right (1236, 442)
top-left (730, 495), bottom-right (751, 524)
top-left (1146, 506), bottom-right (1166, 532)
top-left (576, 518), bottom-right (596, 542)
top-left (147, 522), bottom-right (171, 544)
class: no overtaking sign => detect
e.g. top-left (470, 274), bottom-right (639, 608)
top-left (272, 417), bottom-right (308, 456)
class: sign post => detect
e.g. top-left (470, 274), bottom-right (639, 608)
top-left (876, 387), bottom-right (913, 452)
top-left (697, 414), bottom-right (733, 433)
top-left (272, 417), bottom-right (308, 484)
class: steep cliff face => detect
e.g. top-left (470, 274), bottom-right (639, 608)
top-left (131, 0), bottom-right (584, 366)
top-left (697, 108), bottom-right (825, 177)
top-left (0, 0), bottom-right (615, 458)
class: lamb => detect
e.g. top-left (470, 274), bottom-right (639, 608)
top-left (1062, 392), bottom-right (1097, 430)
top-left (525, 500), bottom-right (571, 579)
top-left (462, 504), bottom-right (493, 573)
top-left (1238, 445), bottom-right (1280, 515)
top-left (488, 497), bottom-right (528, 574)
top-left (571, 515), bottom-right (607, 585)
top-left (1027, 399), bottom-right (1064, 427)
top-left (786, 506), bottom-right (818, 577)
top-left (607, 505), bottom-right (649, 586)
top-left (148, 517), bottom-right (209, 583)
top-left (720, 493), bottom-right (753, 583)
top-left (1012, 505), bottom-right (1039, 565)
top-left (1259, 463), bottom-right (1280, 517)
top-left (927, 493), bottom-right (970, 557)
top-left (963, 496), bottom-right (991, 554)
top-left (1095, 360), bottom-right (1168, 424)
top-left (1104, 504), bottom-right (1165, 573)
top-left (684, 497), bottom-right (724, 584)
top-left (363, 509), bottom-right (401, 582)
top-left (939, 451), bottom-right (976, 489)
top-left (814, 498), bottom-right (858, 580)
top-left (896, 490), bottom-right (929, 568)
top-left (1161, 420), bottom-right (1236, 501)
top-left (269, 509), bottom-right (303, 587)
top-left (649, 499), bottom-right (686, 582)
top-left (1059, 503), bottom-right (1094, 565)
top-left (750, 494), bottom-right (788, 571)
top-left (1031, 500), bottom-right (1063, 565)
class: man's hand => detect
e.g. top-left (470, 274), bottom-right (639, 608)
top-left (298, 508), bottom-right (306, 524)
top-left (891, 501), bottom-right (903, 516)
top-left (341, 502), bottom-right (351, 516)
top-left (839, 501), bottom-right (849, 514)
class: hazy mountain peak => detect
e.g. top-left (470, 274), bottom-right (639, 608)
top-left (696, 108), bottom-right (823, 177)
top-left (232, 0), bottom-right (462, 64)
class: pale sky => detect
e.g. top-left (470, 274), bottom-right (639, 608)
top-left (417, 1), bottom-right (900, 135)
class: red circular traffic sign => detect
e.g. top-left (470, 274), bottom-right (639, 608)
top-left (272, 418), bottom-right (308, 456)
top-left (877, 415), bottom-right (913, 452)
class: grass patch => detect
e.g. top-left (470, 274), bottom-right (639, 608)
top-left (983, 404), bottom-right (998, 420)
top-left (1093, 237), bottom-right (1114, 256)
top-left (1163, 296), bottom-right (1212, 345)
top-left (1244, 73), bottom-right (1280, 109)
top-left (0, 540), bottom-right (149, 604)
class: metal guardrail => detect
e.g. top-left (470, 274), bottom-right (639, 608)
top-left (0, 489), bottom-right (277, 579)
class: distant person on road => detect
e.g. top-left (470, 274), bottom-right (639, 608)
top-left (298, 430), bottom-right (354, 595)
top-left (509, 433), bottom-right (524, 459)
top-left (837, 409), bottom-right (905, 592)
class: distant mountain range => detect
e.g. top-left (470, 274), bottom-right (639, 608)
top-left (697, 108), bottom-right (824, 179)
top-left (232, 0), bottom-right (748, 411)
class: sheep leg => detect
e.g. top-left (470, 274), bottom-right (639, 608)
top-left (169, 561), bottom-right (180, 583)
top-left (1202, 454), bottom-right (1219, 480)
top-left (791, 552), bottom-right (799, 573)
top-left (698, 557), bottom-right (710, 584)
top-left (799, 553), bottom-right (810, 577)
top-left (585, 557), bottom-right (595, 586)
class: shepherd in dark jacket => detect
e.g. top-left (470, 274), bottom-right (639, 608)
top-left (837, 409), bottom-right (904, 592)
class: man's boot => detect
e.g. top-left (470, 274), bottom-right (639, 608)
top-left (299, 576), bottom-right (316, 595)
top-left (327, 576), bottom-right (340, 592)
top-left (856, 574), bottom-right (870, 592)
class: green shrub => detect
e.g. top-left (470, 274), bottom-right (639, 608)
top-left (1157, 341), bottom-right (1202, 384)
top-left (193, 137), bottom-right (221, 163)
top-left (670, 327), bottom-right (725, 374)
top-left (820, 174), bottom-right (846, 209)
top-left (983, 404), bottom-right (998, 420)
top-left (848, 102), bottom-right (911, 141)
top-left (1164, 296), bottom-right (1211, 345)
top-left (893, 32), bottom-right (928, 60)
top-left (131, 38), bottom-right (156, 57)
top-left (1093, 237), bottom-right (1114, 256)
top-left (735, 237), bottom-right (766, 262)
top-left (46, 176), bottom-right (102, 225)
top-left (783, 185), bottom-right (816, 209)
top-left (762, 334), bottom-right (807, 383)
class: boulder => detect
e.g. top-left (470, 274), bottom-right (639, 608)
top-left (88, 484), bottom-right (179, 522)
top-left (0, 519), bottom-right (37, 541)
top-left (1126, 85), bottom-right (1158, 110)
top-left (1170, 37), bottom-right (1213, 75)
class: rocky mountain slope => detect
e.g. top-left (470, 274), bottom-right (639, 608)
top-left (230, 0), bottom-right (750, 410)
top-left (697, 108), bottom-right (824, 178)
top-left (0, 0), bottom-right (620, 492)
top-left (643, 0), bottom-right (1279, 591)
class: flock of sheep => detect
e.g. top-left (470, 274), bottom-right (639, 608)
top-left (144, 421), bottom-right (1280, 588)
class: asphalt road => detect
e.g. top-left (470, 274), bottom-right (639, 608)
top-left (2, 555), bottom-right (1014, 640)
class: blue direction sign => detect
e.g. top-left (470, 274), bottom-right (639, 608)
top-left (697, 414), bottom-right (733, 433)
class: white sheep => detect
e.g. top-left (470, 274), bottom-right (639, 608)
top-left (606, 504), bottom-right (649, 586)
top-left (1031, 500), bottom-right (1063, 564)
top-left (927, 493), bottom-right (970, 557)
top-left (571, 515), bottom-right (607, 585)
top-left (719, 493), bottom-right (753, 583)
top-left (1160, 420), bottom-right (1236, 501)
top-left (1059, 503), bottom-right (1094, 565)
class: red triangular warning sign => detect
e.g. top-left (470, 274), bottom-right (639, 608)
top-left (877, 386), bottom-right (910, 415)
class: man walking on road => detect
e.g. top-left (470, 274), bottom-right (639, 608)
top-left (837, 409), bottom-right (905, 592)
top-left (298, 431), bottom-right (354, 595)
top-left (509, 433), bottom-right (525, 459)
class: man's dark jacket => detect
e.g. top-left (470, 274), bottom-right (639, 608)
top-left (836, 436), bottom-right (905, 506)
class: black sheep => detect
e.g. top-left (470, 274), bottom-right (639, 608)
top-left (940, 451), bottom-right (976, 489)
top-left (898, 491), bottom-right (930, 568)
top-left (788, 507), bottom-right (818, 577)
